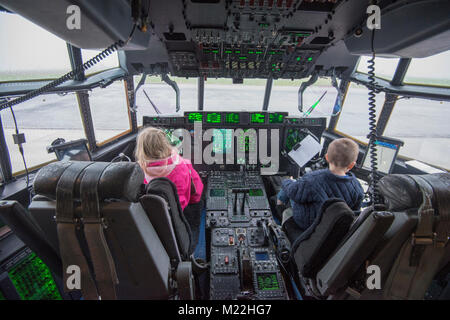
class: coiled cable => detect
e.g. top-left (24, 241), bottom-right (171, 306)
top-left (0, 23), bottom-right (136, 192)
top-left (367, 28), bottom-right (381, 206)
top-left (0, 23), bottom-right (136, 112)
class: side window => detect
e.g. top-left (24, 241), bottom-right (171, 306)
top-left (384, 97), bottom-right (450, 169)
top-left (0, 12), bottom-right (71, 82)
top-left (81, 49), bottom-right (120, 77)
top-left (1, 93), bottom-right (85, 173)
top-left (335, 83), bottom-right (384, 143)
top-left (403, 50), bottom-right (450, 87)
top-left (89, 80), bottom-right (132, 144)
top-left (356, 57), bottom-right (399, 81)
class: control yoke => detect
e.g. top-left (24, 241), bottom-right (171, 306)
top-left (131, 72), bottom-right (181, 112)
top-left (298, 69), bottom-right (343, 116)
top-left (161, 73), bottom-right (181, 112)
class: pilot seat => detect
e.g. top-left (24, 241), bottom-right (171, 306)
top-left (0, 161), bottom-right (199, 300)
top-left (289, 172), bottom-right (450, 299)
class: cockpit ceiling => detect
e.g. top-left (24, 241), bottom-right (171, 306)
top-left (1, 0), bottom-right (449, 80)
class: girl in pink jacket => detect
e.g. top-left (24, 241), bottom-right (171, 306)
top-left (135, 127), bottom-right (203, 210)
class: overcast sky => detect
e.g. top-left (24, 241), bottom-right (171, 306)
top-left (0, 11), bottom-right (449, 80)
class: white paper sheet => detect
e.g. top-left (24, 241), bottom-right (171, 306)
top-left (288, 134), bottom-right (322, 168)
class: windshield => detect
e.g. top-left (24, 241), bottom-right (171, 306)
top-left (0, 11), bottom-right (449, 174)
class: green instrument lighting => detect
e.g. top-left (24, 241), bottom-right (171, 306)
top-left (255, 51), bottom-right (263, 54)
top-left (269, 113), bottom-right (284, 123)
top-left (212, 49), bottom-right (219, 53)
top-left (206, 112), bottom-right (222, 123)
top-left (248, 50), bottom-right (254, 54)
top-left (304, 91), bottom-right (327, 117)
top-left (296, 57), bottom-right (301, 61)
top-left (308, 57), bottom-right (313, 61)
top-left (212, 129), bottom-right (233, 154)
top-left (8, 252), bottom-right (62, 300)
top-left (249, 189), bottom-right (264, 197)
top-left (225, 50), bottom-right (232, 54)
top-left (257, 273), bottom-right (280, 291)
top-left (239, 56), bottom-right (247, 60)
top-left (226, 113), bottom-right (240, 124)
top-left (235, 50), bottom-right (241, 53)
top-left (251, 113), bottom-right (266, 124)
top-left (188, 112), bottom-right (203, 123)
top-left (269, 51), bottom-right (276, 54)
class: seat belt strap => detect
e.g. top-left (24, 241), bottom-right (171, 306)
top-left (407, 175), bottom-right (434, 240)
top-left (80, 162), bottom-right (119, 300)
top-left (56, 161), bottom-right (99, 300)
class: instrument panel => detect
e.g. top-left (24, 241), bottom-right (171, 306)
top-left (143, 111), bottom-right (326, 174)
top-left (206, 171), bottom-right (289, 300)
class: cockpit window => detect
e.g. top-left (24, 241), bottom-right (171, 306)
top-left (335, 82), bottom-right (384, 143)
top-left (270, 79), bottom-right (338, 122)
top-left (134, 76), bottom-right (197, 126)
top-left (81, 49), bottom-right (120, 77)
top-left (403, 50), bottom-right (450, 87)
top-left (1, 93), bottom-right (85, 174)
top-left (384, 97), bottom-right (450, 169)
top-left (0, 12), bottom-right (72, 82)
top-left (356, 56), bottom-right (399, 81)
top-left (89, 80), bottom-right (132, 144)
top-left (203, 78), bottom-right (265, 111)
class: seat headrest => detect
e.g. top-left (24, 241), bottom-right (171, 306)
top-left (379, 173), bottom-right (450, 211)
top-left (33, 161), bottom-right (144, 202)
top-left (292, 198), bottom-right (355, 279)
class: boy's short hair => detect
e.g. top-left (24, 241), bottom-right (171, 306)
top-left (326, 138), bottom-right (359, 168)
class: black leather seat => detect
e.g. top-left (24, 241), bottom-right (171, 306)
top-left (140, 177), bottom-right (193, 262)
top-left (313, 173), bottom-right (449, 299)
top-left (26, 161), bottom-right (195, 299)
top-left (291, 199), bottom-right (355, 285)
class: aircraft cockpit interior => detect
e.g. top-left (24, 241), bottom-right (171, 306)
top-left (0, 0), bottom-right (449, 305)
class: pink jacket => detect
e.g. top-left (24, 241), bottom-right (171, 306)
top-left (143, 149), bottom-right (203, 210)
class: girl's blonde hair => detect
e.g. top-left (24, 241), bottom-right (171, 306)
top-left (135, 127), bottom-right (173, 166)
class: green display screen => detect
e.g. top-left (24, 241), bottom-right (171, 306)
top-left (187, 112), bottom-right (203, 123)
top-left (210, 189), bottom-right (225, 197)
top-left (285, 128), bottom-right (308, 152)
top-left (251, 113), bottom-right (266, 124)
top-left (269, 113), bottom-right (284, 124)
top-left (8, 252), bottom-right (62, 300)
top-left (257, 273), bottom-right (280, 291)
top-left (206, 112), bottom-right (222, 123)
top-left (225, 113), bottom-right (240, 124)
top-left (212, 129), bottom-right (233, 154)
top-left (249, 189), bottom-right (263, 197)
top-left (163, 129), bottom-right (182, 148)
